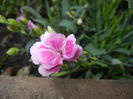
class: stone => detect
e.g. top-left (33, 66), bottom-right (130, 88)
top-left (0, 76), bottom-right (133, 99)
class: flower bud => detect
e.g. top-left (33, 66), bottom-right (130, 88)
top-left (7, 47), bottom-right (19, 56)
top-left (16, 16), bottom-right (24, 22)
top-left (47, 26), bottom-right (55, 32)
top-left (27, 20), bottom-right (36, 31)
top-left (77, 18), bottom-right (83, 25)
top-left (52, 0), bottom-right (58, 4)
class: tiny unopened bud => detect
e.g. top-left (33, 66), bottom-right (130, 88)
top-left (70, 10), bottom-right (75, 16)
top-left (83, 51), bottom-right (87, 55)
top-left (50, 7), bottom-right (54, 13)
top-left (27, 20), bottom-right (36, 31)
top-left (16, 16), bottom-right (24, 22)
top-left (52, 0), bottom-right (57, 4)
top-left (7, 47), bottom-right (19, 56)
top-left (47, 26), bottom-right (55, 32)
top-left (77, 18), bottom-right (83, 25)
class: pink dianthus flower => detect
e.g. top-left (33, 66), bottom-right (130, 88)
top-left (30, 31), bottom-right (83, 76)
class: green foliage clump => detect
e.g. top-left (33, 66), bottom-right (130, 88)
top-left (0, 0), bottom-right (133, 79)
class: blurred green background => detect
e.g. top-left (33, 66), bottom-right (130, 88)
top-left (0, 0), bottom-right (133, 79)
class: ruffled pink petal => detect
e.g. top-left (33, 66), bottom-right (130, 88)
top-left (38, 65), bottom-right (61, 76)
top-left (40, 54), bottom-right (62, 69)
top-left (63, 34), bottom-right (78, 59)
top-left (30, 42), bottom-right (47, 65)
top-left (30, 42), bottom-right (46, 55)
top-left (40, 31), bottom-right (56, 42)
top-left (67, 45), bottom-right (83, 61)
top-left (31, 47), bottom-right (62, 68)
top-left (40, 32), bottom-right (66, 51)
top-left (40, 49), bottom-right (62, 68)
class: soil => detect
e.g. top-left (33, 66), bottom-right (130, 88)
top-left (0, 24), bottom-right (40, 77)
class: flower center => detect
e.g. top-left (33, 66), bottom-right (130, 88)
top-left (57, 51), bottom-right (63, 58)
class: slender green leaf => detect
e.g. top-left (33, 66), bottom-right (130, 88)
top-left (62, 0), bottom-right (70, 16)
top-left (85, 43), bottom-right (107, 56)
top-left (22, 6), bottom-right (43, 20)
top-left (59, 19), bottom-right (77, 32)
top-left (22, 6), bottom-right (48, 26)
